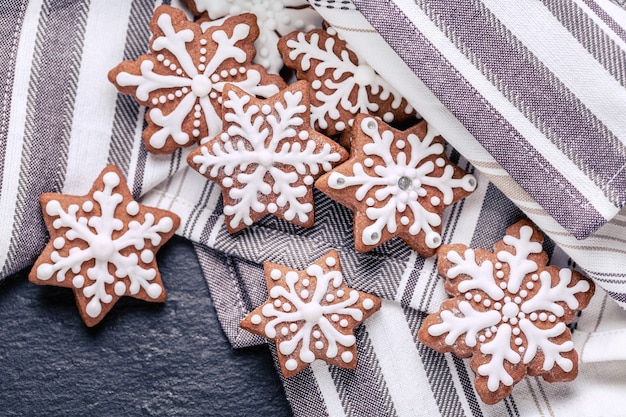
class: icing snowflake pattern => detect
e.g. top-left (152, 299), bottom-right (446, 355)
top-left (317, 116), bottom-right (476, 256)
top-left (191, 0), bottom-right (322, 73)
top-left (30, 166), bottom-right (179, 326)
top-left (279, 27), bottom-right (415, 138)
top-left (187, 81), bottom-right (348, 232)
top-left (418, 220), bottom-right (595, 404)
top-left (109, 5), bottom-right (285, 153)
top-left (240, 250), bottom-right (381, 377)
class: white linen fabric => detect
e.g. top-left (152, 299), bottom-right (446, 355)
top-left (1, 0), bottom-right (626, 416)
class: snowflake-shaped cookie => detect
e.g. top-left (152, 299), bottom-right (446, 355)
top-left (184, 0), bottom-right (322, 73)
top-left (240, 250), bottom-right (382, 377)
top-left (187, 81), bottom-right (348, 232)
top-left (316, 115), bottom-right (476, 256)
top-left (418, 220), bottom-right (595, 404)
top-left (29, 165), bottom-right (180, 327)
top-left (108, 5), bottom-right (285, 154)
top-left (278, 27), bottom-right (415, 143)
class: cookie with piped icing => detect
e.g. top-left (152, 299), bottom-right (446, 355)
top-left (108, 5), bottom-right (285, 154)
top-left (418, 220), bottom-right (595, 404)
top-left (187, 80), bottom-right (348, 233)
top-left (240, 250), bottom-right (381, 377)
top-left (29, 165), bottom-right (180, 327)
top-left (278, 26), bottom-right (416, 146)
top-left (316, 114), bottom-right (476, 256)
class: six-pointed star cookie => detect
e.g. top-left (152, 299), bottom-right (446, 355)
top-left (187, 80), bottom-right (348, 233)
top-left (240, 250), bottom-right (382, 377)
top-left (278, 27), bottom-right (416, 144)
top-left (29, 165), bottom-right (180, 327)
top-left (418, 220), bottom-right (595, 404)
top-left (108, 5), bottom-right (285, 154)
top-left (316, 115), bottom-right (477, 256)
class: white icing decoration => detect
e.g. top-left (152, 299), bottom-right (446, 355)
top-left (191, 85), bottom-right (343, 230)
top-left (115, 9), bottom-right (281, 150)
top-left (259, 257), bottom-right (366, 368)
top-left (429, 224), bottom-right (591, 392)
top-left (327, 117), bottom-right (475, 249)
top-left (197, 0), bottom-right (321, 73)
top-left (35, 170), bottom-right (175, 318)
top-left (285, 29), bottom-right (414, 132)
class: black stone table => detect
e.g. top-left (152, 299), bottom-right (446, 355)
top-left (0, 236), bottom-right (292, 416)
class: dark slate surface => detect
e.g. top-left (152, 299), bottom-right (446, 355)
top-left (0, 236), bottom-right (293, 417)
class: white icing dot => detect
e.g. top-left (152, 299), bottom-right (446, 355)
top-left (270, 269), bottom-right (282, 280)
top-left (193, 120), bottom-right (201, 128)
top-left (326, 294), bottom-right (335, 303)
top-left (418, 188), bottom-right (428, 197)
top-left (549, 315), bottom-right (557, 322)
top-left (362, 298), bottom-right (375, 310)
top-left (156, 54), bottom-right (164, 61)
top-left (485, 330), bottom-right (492, 338)
top-left (510, 317), bottom-right (518, 325)
top-left (539, 313), bottom-right (548, 321)
top-left (220, 70), bottom-right (228, 78)
top-left (239, 67), bottom-right (246, 73)
top-left (222, 177), bottom-right (233, 188)
top-left (483, 299), bottom-right (491, 307)
top-left (396, 140), bottom-right (405, 149)
top-left (518, 346), bottom-right (525, 353)
top-left (267, 203), bottom-right (278, 213)
top-left (162, 58), bottom-right (170, 66)
top-left (82, 201), bottom-right (94, 212)
top-left (340, 319), bottom-right (349, 327)
top-left (515, 337), bottom-right (523, 346)
top-left (289, 323), bottom-right (298, 332)
top-left (494, 302), bottom-right (502, 310)
top-left (326, 257), bottom-right (337, 267)
top-left (200, 39), bottom-right (207, 45)
top-left (209, 92), bottom-right (217, 99)
top-left (176, 69), bottom-right (183, 75)
top-left (274, 299), bottom-right (282, 308)
top-left (366, 198), bottom-right (375, 207)
top-left (495, 262), bottom-right (502, 269)
top-left (331, 314), bottom-right (339, 322)
top-left (311, 80), bottom-right (322, 89)
top-left (140, 250), bottom-right (154, 264)
top-left (251, 314), bottom-right (262, 325)
top-left (430, 196), bottom-right (441, 206)
top-left (490, 326), bottom-right (498, 333)
top-left (302, 279), bottom-right (310, 287)
top-left (479, 335), bottom-right (486, 342)
top-left (151, 98), bottom-right (158, 105)
top-left (400, 216), bottom-right (410, 225)
top-left (513, 327), bottom-right (521, 336)
top-left (526, 282), bottom-right (534, 290)
top-left (315, 341), bottom-right (324, 350)
top-left (198, 64), bottom-right (206, 72)
top-left (532, 274), bottom-right (539, 281)
top-left (211, 74), bottom-right (220, 83)
top-left (283, 303), bottom-right (292, 312)
top-left (313, 331), bottom-right (321, 339)
top-left (53, 237), bottom-right (65, 250)
top-left (301, 290), bottom-right (309, 299)
top-left (230, 68), bottom-right (237, 76)
top-left (199, 47), bottom-right (207, 54)
top-left (530, 312), bottom-right (538, 321)
top-left (114, 281), bottom-right (126, 296)
top-left (465, 293), bottom-right (472, 300)
top-left (435, 158), bottom-right (445, 167)
top-left (520, 290), bottom-right (528, 298)
top-left (298, 131), bottom-right (309, 140)
top-left (281, 327), bottom-right (288, 336)
top-left (303, 176), bottom-right (314, 185)
top-left (159, 96), bottom-right (166, 104)
top-left (72, 275), bottom-right (84, 288)
top-left (518, 312), bottom-right (526, 319)
top-left (514, 296), bottom-right (522, 304)
top-left (261, 104), bottom-right (272, 115)
top-left (473, 294), bottom-right (482, 303)
top-left (364, 158), bottom-right (374, 167)
top-left (341, 351), bottom-right (354, 363)
top-left (193, 129), bottom-right (200, 137)
top-left (285, 359), bottom-right (298, 371)
top-left (383, 112), bottom-right (394, 123)
top-left (500, 282), bottom-right (507, 289)
top-left (126, 201), bottom-right (140, 216)
top-left (336, 290), bottom-right (345, 298)
top-left (496, 271), bottom-right (505, 279)
top-left (335, 121), bottom-right (346, 131)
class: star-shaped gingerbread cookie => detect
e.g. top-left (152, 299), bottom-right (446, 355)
top-left (278, 27), bottom-right (416, 144)
top-left (240, 250), bottom-right (382, 377)
top-left (418, 220), bottom-right (595, 404)
top-left (316, 115), bottom-right (477, 256)
top-left (187, 80), bottom-right (348, 233)
top-left (30, 165), bottom-right (180, 327)
top-left (108, 5), bottom-right (285, 154)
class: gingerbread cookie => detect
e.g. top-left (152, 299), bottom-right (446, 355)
top-left (108, 5), bottom-right (286, 154)
top-left (187, 80), bottom-right (348, 233)
top-left (278, 27), bottom-right (415, 144)
top-left (240, 250), bottom-right (381, 377)
top-left (29, 165), bottom-right (180, 327)
top-left (316, 115), bottom-right (476, 256)
top-left (418, 220), bottom-right (595, 404)
top-left (184, 0), bottom-right (322, 73)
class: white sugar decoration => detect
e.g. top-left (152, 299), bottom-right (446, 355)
top-left (191, 85), bottom-right (344, 230)
top-left (35, 171), bottom-right (175, 318)
top-left (327, 117), bottom-right (476, 248)
top-left (285, 29), bottom-right (414, 133)
top-left (196, 0), bottom-right (321, 73)
top-left (429, 225), bottom-right (591, 392)
top-left (115, 10), bottom-right (280, 150)
top-left (259, 258), bottom-right (363, 365)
